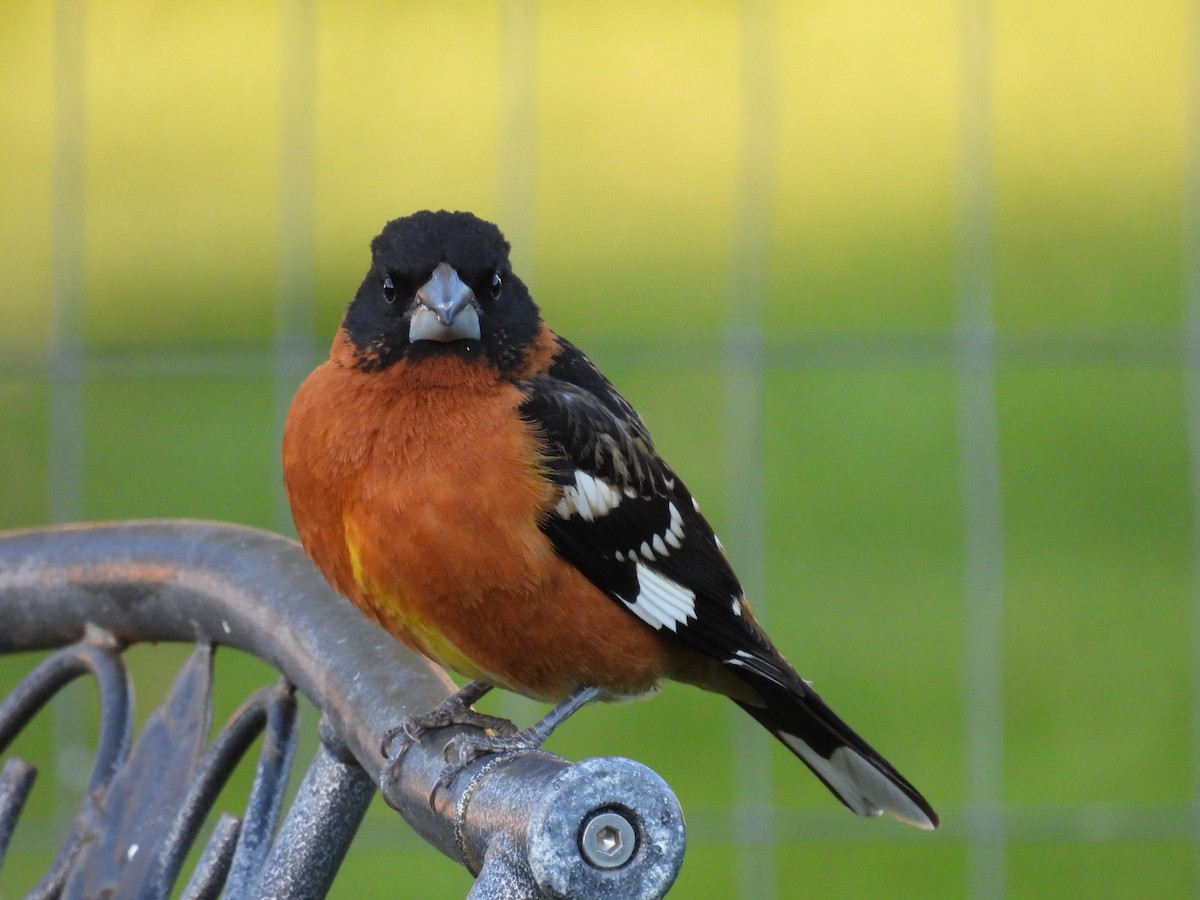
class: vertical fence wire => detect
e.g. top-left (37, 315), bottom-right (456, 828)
top-left (955, 2), bottom-right (1008, 897)
top-left (273, 0), bottom-right (319, 536)
top-left (495, 0), bottom-right (542, 731)
top-left (725, 1), bottom-right (778, 897)
top-left (49, 0), bottom-right (86, 529)
top-left (1183, 0), bottom-right (1200, 890)
top-left (30, 4), bottom-right (1200, 891)
top-left (49, 0), bottom-right (91, 836)
top-left (498, 0), bottom-right (539, 285)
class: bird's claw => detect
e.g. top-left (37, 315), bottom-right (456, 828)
top-left (434, 729), bottom-right (540, 792)
top-left (381, 695), bottom-right (519, 760)
top-left (379, 717), bottom-right (426, 760)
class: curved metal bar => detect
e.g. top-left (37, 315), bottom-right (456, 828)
top-left (0, 636), bottom-right (134, 900)
top-left (0, 635), bottom-right (133, 794)
top-left (0, 757), bottom-right (36, 871)
top-left (149, 679), bottom-right (298, 897)
top-left (60, 639), bottom-right (216, 900)
top-left (222, 681), bottom-right (299, 898)
top-left (0, 521), bottom-right (686, 898)
top-left (0, 520), bottom-right (454, 787)
top-left (180, 814), bottom-right (241, 900)
top-left (253, 737), bottom-right (377, 899)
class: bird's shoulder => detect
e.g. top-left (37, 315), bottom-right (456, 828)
top-left (518, 333), bottom-right (662, 494)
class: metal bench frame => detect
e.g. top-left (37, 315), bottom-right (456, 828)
top-left (0, 521), bottom-right (685, 898)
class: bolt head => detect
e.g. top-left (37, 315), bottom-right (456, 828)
top-left (595, 825), bottom-right (622, 855)
top-left (580, 810), bottom-right (637, 869)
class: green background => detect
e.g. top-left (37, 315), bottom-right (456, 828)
top-left (0, 1), bottom-right (1194, 897)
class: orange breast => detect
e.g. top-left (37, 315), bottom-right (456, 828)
top-left (282, 337), bottom-right (671, 702)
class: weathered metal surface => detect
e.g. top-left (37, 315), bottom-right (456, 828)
top-left (0, 521), bottom-right (685, 897)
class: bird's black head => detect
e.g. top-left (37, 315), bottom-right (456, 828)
top-left (342, 210), bottom-right (542, 375)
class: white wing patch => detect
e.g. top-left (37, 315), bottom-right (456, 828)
top-left (622, 563), bottom-right (697, 632)
top-left (555, 470), bottom-right (625, 521)
top-left (667, 502), bottom-right (685, 545)
top-left (607, 501), bottom-right (687, 566)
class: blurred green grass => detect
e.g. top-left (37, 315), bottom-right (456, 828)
top-left (0, 0), bottom-right (1195, 897)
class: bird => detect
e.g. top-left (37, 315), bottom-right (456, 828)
top-left (282, 210), bottom-right (939, 829)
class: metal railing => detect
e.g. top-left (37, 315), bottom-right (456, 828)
top-left (0, 520), bottom-right (685, 898)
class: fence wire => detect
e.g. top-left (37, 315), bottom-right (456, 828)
top-left (15, 1), bottom-right (1196, 898)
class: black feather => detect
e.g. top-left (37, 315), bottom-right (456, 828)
top-left (342, 210), bottom-right (541, 375)
top-left (520, 336), bottom-right (939, 828)
top-left (734, 678), bottom-right (940, 828)
top-left (520, 339), bottom-right (776, 663)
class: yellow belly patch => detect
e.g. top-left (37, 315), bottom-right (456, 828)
top-left (344, 527), bottom-right (496, 684)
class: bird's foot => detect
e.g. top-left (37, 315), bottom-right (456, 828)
top-left (435, 726), bottom-right (546, 791)
top-left (380, 681), bottom-right (516, 760)
top-left (433, 684), bottom-right (604, 792)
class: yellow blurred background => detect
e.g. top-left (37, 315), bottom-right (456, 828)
top-left (0, 1), bottom-right (1194, 897)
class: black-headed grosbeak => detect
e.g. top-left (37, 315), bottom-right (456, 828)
top-left (282, 210), bottom-right (938, 829)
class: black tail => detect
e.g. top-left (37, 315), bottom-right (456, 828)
top-left (735, 676), bottom-right (939, 829)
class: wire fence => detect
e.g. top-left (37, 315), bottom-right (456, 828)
top-left (7, 0), bottom-right (1195, 897)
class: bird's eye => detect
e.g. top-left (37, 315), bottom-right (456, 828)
top-left (490, 271), bottom-right (503, 301)
top-left (382, 275), bottom-right (396, 304)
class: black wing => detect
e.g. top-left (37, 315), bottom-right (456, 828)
top-left (518, 337), bottom-right (940, 829)
top-left (518, 337), bottom-right (791, 685)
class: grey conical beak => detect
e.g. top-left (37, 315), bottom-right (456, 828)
top-left (409, 262), bottom-right (482, 342)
